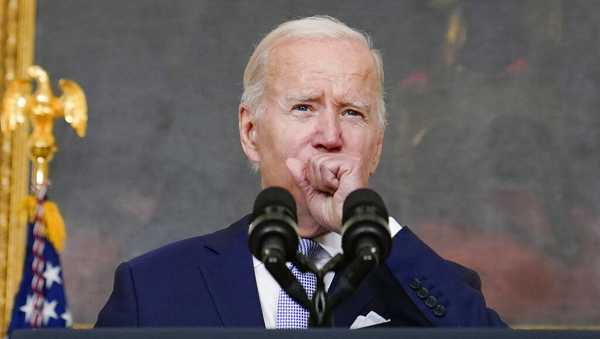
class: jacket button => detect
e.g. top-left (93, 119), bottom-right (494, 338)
top-left (425, 295), bottom-right (438, 308)
top-left (433, 304), bottom-right (446, 317)
top-left (409, 278), bottom-right (422, 290)
top-left (416, 287), bottom-right (429, 299)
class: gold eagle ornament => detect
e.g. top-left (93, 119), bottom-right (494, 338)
top-left (1, 65), bottom-right (87, 185)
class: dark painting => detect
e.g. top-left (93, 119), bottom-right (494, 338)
top-left (36, 0), bottom-right (600, 326)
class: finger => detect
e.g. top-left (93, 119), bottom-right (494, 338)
top-left (307, 156), bottom-right (339, 194)
top-left (286, 158), bottom-right (313, 195)
top-left (319, 162), bottom-right (339, 191)
top-left (306, 157), bottom-right (319, 190)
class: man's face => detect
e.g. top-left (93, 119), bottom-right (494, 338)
top-left (240, 37), bottom-right (384, 235)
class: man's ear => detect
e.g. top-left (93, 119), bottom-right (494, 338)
top-left (239, 104), bottom-right (261, 164)
top-left (369, 129), bottom-right (384, 175)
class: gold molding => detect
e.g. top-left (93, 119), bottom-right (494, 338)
top-left (0, 0), bottom-right (35, 335)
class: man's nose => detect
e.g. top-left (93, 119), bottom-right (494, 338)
top-left (313, 109), bottom-right (343, 152)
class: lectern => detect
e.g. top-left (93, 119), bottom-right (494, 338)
top-left (11, 328), bottom-right (600, 339)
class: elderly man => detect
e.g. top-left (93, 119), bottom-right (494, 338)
top-left (96, 16), bottom-right (506, 328)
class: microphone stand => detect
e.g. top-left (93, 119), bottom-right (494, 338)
top-left (263, 250), bottom-right (378, 327)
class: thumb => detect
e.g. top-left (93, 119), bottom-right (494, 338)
top-left (286, 158), bottom-right (311, 194)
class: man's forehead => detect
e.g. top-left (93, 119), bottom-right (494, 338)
top-left (266, 37), bottom-right (376, 78)
top-left (265, 38), bottom-right (378, 98)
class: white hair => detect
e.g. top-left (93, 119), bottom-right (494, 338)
top-left (241, 15), bottom-right (386, 127)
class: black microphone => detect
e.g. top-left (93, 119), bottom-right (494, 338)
top-left (248, 187), bottom-right (312, 312)
top-left (327, 188), bottom-right (393, 309)
top-left (341, 188), bottom-right (391, 265)
top-left (248, 186), bottom-right (299, 265)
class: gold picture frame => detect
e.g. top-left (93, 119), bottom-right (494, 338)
top-left (0, 0), bottom-right (35, 336)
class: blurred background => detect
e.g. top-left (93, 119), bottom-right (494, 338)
top-left (34, 0), bottom-right (600, 327)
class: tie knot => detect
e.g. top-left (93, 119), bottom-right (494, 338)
top-left (297, 238), bottom-right (321, 258)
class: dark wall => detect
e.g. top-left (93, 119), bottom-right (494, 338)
top-left (36, 0), bottom-right (600, 326)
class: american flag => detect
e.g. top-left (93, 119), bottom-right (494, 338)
top-left (8, 190), bottom-right (71, 334)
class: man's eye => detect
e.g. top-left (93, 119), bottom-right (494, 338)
top-left (292, 104), bottom-right (311, 112)
top-left (342, 109), bottom-right (364, 118)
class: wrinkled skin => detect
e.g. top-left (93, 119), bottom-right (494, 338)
top-left (239, 37), bottom-right (384, 238)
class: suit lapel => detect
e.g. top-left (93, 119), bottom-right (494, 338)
top-left (197, 215), bottom-right (264, 327)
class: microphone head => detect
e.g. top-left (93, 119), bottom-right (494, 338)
top-left (341, 188), bottom-right (391, 264)
top-left (342, 188), bottom-right (388, 224)
top-left (253, 186), bottom-right (297, 221)
top-left (249, 186), bottom-right (299, 263)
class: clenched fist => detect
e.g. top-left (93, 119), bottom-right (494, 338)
top-left (286, 154), bottom-right (370, 233)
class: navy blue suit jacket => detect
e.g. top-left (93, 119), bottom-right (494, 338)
top-left (96, 215), bottom-right (506, 327)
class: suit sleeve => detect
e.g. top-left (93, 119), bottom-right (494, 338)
top-left (386, 227), bottom-right (508, 327)
top-left (95, 262), bottom-right (140, 327)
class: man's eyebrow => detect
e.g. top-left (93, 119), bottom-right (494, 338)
top-left (285, 93), bottom-right (322, 102)
top-left (284, 93), bottom-right (372, 111)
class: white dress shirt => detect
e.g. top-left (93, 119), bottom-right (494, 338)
top-left (252, 217), bottom-right (403, 328)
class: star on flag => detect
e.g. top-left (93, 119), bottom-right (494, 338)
top-left (43, 262), bottom-right (62, 289)
top-left (19, 295), bottom-right (35, 323)
top-left (42, 299), bottom-right (58, 325)
top-left (61, 310), bottom-right (73, 327)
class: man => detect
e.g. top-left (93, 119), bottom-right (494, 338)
top-left (96, 16), bottom-right (506, 328)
